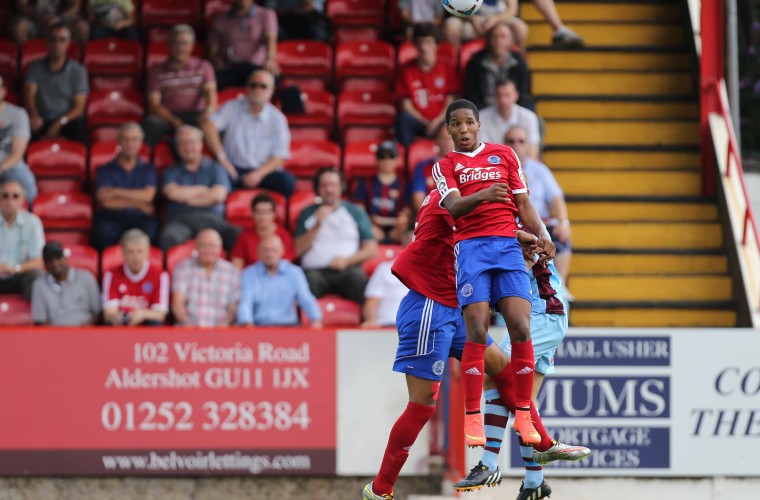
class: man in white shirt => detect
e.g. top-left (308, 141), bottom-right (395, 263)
top-left (478, 78), bottom-right (541, 160)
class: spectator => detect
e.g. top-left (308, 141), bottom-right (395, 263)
top-left (230, 192), bottom-right (295, 269)
top-left (263, 0), bottom-right (329, 42)
top-left (531, 0), bottom-right (584, 47)
top-left (0, 179), bottom-right (44, 300)
top-left (202, 68), bottom-right (295, 198)
top-left (238, 235), bottom-right (322, 327)
top-left (398, 0), bottom-right (445, 40)
top-left (159, 125), bottom-right (240, 253)
top-left (9, 0), bottom-right (88, 45)
top-left (171, 228), bottom-right (240, 327)
top-left (207, 0), bottom-right (279, 90)
top-left (443, 0), bottom-right (528, 51)
top-left (361, 236), bottom-right (411, 328)
top-left (31, 241), bottom-right (101, 326)
top-left (92, 122), bottom-right (158, 250)
top-left (143, 25), bottom-right (217, 148)
top-left (350, 141), bottom-right (411, 244)
top-left (88, 0), bottom-right (138, 40)
top-left (464, 21), bottom-right (532, 111)
top-left (505, 125), bottom-right (572, 295)
top-left (102, 229), bottom-right (169, 326)
top-left (410, 124), bottom-right (454, 210)
top-left (295, 167), bottom-right (377, 304)
top-left (23, 23), bottom-right (88, 144)
top-left (396, 23), bottom-right (458, 148)
top-left (0, 76), bottom-right (37, 204)
top-left (479, 78), bottom-right (541, 159)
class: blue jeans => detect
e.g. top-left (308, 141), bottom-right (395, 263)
top-left (0, 163), bottom-right (37, 204)
top-left (395, 110), bottom-right (428, 148)
top-left (233, 167), bottom-right (296, 198)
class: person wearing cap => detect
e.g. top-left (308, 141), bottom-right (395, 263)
top-left (31, 241), bottom-right (101, 326)
top-left (0, 179), bottom-right (45, 300)
top-left (350, 140), bottom-right (412, 244)
top-left (0, 76), bottom-right (38, 204)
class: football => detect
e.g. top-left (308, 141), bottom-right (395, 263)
top-left (442, 0), bottom-right (484, 17)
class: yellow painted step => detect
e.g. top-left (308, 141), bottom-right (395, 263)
top-left (521, 3), bottom-right (681, 23)
top-left (536, 100), bottom-right (698, 120)
top-left (555, 171), bottom-right (701, 196)
top-left (572, 222), bottom-right (723, 250)
top-left (572, 253), bottom-right (728, 275)
top-left (570, 308), bottom-right (736, 327)
top-left (533, 71), bottom-right (694, 97)
top-left (544, 120), bottom-right (699, 147)
top-left (543, 150), bottom-right (700, 170)
top-left (529, 51), bottom-right (690, 71)
top-left (571, 275), bottom-right (732, 301)
top-left (568, 202), bottom-right (718, 222)
top-left (528, 23), bottom-right (686, 48)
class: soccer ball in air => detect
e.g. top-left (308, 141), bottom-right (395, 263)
top-left (442, 0), bottom-right (483, 17)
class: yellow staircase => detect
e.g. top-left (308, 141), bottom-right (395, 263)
top-left (523, 0), bottom-right (737, 327)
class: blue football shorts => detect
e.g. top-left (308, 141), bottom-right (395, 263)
top-left (454, 236), bottom-right (532, 307)
top-left (499, 308), bottom-right (569, 375)
top-left (393, 289), bottom-right (493, 381)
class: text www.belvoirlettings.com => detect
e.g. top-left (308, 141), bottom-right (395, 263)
top-left (101, 451), bottom-right (312, 474)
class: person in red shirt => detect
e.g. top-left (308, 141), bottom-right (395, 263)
top-left (230, 192), bottom-right (295, 269)
top-left (102, 229), bottom-right (169, 326)
top-left (431, 99), bottom-right (555, 448)
top-left (395, 23), bottom-right (458, 148)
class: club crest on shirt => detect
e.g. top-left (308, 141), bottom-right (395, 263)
top-left (488, 155), bottom-right (501, 164)
top-left (432, 360), bottom-right (445, 376)
top-left (462, 283), bottom-right (473, 298)
top-left (142, 282), bottom-right (153, 293)
top-left (434, 77), bottom-right (445, 88)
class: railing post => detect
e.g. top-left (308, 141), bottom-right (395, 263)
top-left (700, 0), bottom-right (725, 196)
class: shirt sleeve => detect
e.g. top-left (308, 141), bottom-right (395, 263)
top-left (151, 271), bottom-right (170, 311)
top-left (351, 177), bottom-right (367, 207)
top-left (14, 108), bottom-right (31, 140)
top-left (144, 164), bottom-right (158, 188)
top-left (525, 110), bottom-right (541, 147)
top-left (101, 270), bottom-right (120, 310)
top-left (236, 269), bottom-right (254, 325)
top-left (541, 164), bottom-right (564, 202)
top-left (271, 111), bottom-right (291, 160)
top-left (201, 60), bottom-right (216, 85)
top-left (505, 147), bottom-right (527, 195)
top-left (278, 228), bottom-right (296, 261)
top-left (411, 161), bottom-right (428, 194)
top-left (28, 215), bottom-right (45, 259)
top-left (211, 100), bottom-right (234, 132)
top-left (230, 266), bottom-right (241, 304)
top-left (294, 267), bottom-right (322, 321)
top-left (73, 64), bottom-right (89, 95)
top-left (30, 278), bottom-right (48, 324)
top-left (431, 157), bottom-right (459, 204)
top-left (172, 262), bottom-right (189, 294)
top-left (161, 166), bottom-right (178, 188)
top-left (85, 271), bottom-right (102, 314)
top-left (348, 203), bottom-right (375, 242)
top-left (264, 7), bottom-right (278, 34)
top-left (147, 64), bottom-right (161, 94)
top-left (294, 205), bottom-right (317, 237)
top-left (211, 162), bottom-right (232, 191)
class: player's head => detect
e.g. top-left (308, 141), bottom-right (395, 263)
top-left (120, 229), bottom-right (150, 275)
top-left (445, 99), bottom-right (480, 152)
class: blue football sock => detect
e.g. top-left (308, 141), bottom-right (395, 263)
top-left (480, 388), bottom-right (508, 471)
top-left (521, 444), bottom-right (543, 489)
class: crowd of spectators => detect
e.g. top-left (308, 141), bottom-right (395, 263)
top-left (0, 0), bottom-right (581, 326)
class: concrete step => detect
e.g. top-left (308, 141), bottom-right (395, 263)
top-left (572, 253), bottom-right (728, 275)
top-left (571, 275), bottom-right (733, 302)
top-left (542, 150), bottom-right (700, 170)
top-left (544, 120), bottom-right (699, 148)
top-left (521, 2), bottom-right (681, 23)
top-left (556, 170), bottom-right (701, 196)
top-left (529, 50), bottom-right (691, 71)
top-left (568, 201), bottom-right (718, 222)
top-left (537, 99), bottom-right (697, 120)
top-left (570, 307), bottom-right (736, 327)
top-left (533, 71), bottom-right (694, 97)
top-left (528, 22), bottom-right (687, 48)
top-left (572, 221), bottom-right (724, 250)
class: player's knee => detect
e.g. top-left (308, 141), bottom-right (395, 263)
top-left (509, 320), bottom-right (531, 343)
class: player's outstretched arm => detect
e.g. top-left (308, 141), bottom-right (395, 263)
top-left (441, 182), bottom-right (512, 219)
top-left (514, 193), bottom-right (556, 261)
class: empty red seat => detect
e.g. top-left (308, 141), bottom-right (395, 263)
top-left (33, 192), bottom-right (93, 245)
top-left (0, 39), bottom-right (18, 83)
top-left (337, 90), bottom-right (396, 144)
top-left (285, 140), bottom-right (341, 179)
top-left (406, 138), bottom-right (437, 177)
top-left (283, 89), bottom-right (335, 142)
top-left (287, 190), bottom-right (318, 229)
top-left (305, 295), bottom-right (362, 326)
top-left (145, 40), bottom-right (206, 70)
top-left (165, 240), bottom-right (196, 275)
top-left (26, 140), bottom-right (87, 193)
top-left (20, 38), bottom-right (80, 76)
top-left (151, 142), bottom-right (176, 173)
top-left (226, 189), bottom-right (287, 229)
top-left (335, 41), bottom-right (395, 91)
top-left (343, 140), bottom-right (406, 182)
top-left (89, 141), bottom-right (152, 182)
top-left (397, 40), bottom-right (457, 67)
top-left (63, 243), bottom-right (99, 277)
top-left (363, 244), bottom-right (403, 276)
top-left (84, 38), bottom-right (143, 90)
top-left (277, 40), bottom-right (333, 91)
top-left (216, 87), bottom-right (246, 109)
top-left (142, 0), bottom-right (201, 29)
top-left (328, 0), bottom-right (386, 42)
top-left (0, 295), bottom-right (32, 326)
top-left (101, 244), bottom-right (165, 274)
top-left (87, 90), bottom-right (145, 143)
top-left (459, 38), bottom-right (487, 75)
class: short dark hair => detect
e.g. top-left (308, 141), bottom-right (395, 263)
top-left (313, 166), bottom-right (344, 194)
top-left (495, 78), bottom-right (517, 90)
top-left (251, 192), bottom-right (276, 212)
top-left (445, 99), bottom-right (479, 124)
top-left (413, 23), bottom-right (439, 44)
top-left (47, 23), bottom-right (70, 36)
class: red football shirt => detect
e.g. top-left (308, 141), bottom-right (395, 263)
top-left (103, 263), bottom-right (170, 314)
top-left (229, 226), bottom-right (296, 267)
top-left (392, 189), bottom-right (458, 308)
top-left (432, 142), bottom-right (527, 242)
top-left (396, 60), bottom-right (459, 121)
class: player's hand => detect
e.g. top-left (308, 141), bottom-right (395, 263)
top-left (515, 230), bottom-right (539, 260)
top-left (479, 183), bottom-right (511, 203)
top-left (537, 236), bottom-right (556, 262)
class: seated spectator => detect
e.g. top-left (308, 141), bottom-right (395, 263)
top-left (92, 122), bottom-right (158, 250)
top-left (0, 179), bottom-right (44, 300)
top-left (263, 0), bottom-right (329, 42)
top-left (530, 0), bottom-right (584, 47)
top-left (23, 23), bottom-right (88, 144)
top-left (230, 192), bottom-right (295, 269)
top-left (361, 237), bottom-right (411, 328)
top-left (464, 22), bottom-right (532, 110)
top-left (159, 125), bottom-right (240, 253)
top-left (238, 235), bottom-right (322, 327)
top-left (171, 228), bottom-right (240, 327)
top-left (0, 77), bottom-right (37, 204)
top-left (88, 0), bottom-right (138, 40)
top-left (479, 78), bottom-right (541, 159)
top-left (31, 241), bottom-right (101, 326)
top-left (350, 141), bottom-right (411, 244)
top-left (295, 167), bottom-right (377, 305)
top-left (505, 125), bottom-right (572, 295)
top-left (102, 229), bottom-right (169, 326)
top-left (207, 0), bottom-right (279, 90)
top-left (398, 0), bottom-right (445, 40)
top-left (443, 0), bottom-right (528, 51)
top-left (202, 69), bottom-right (295, 198)
top-left (410, 124), bottom-right (454, 210)
top-left (396, 23), bottom-right (458, 148)
top-left (10, 0), bottom-right (88, 45)
top-left (143, 25), bottom-right (217, 148)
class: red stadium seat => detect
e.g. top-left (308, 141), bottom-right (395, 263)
top-left (33, 192), bottom-right (93, 245)
top-left (89, 141), bottom-right (151, 183)
top-left (362, 244), bottom-right (403, 276)
top-left (142, 0), bottom-right (201, 29)
top-left (0, 295), bottom-right (32, 326)
top-left (20, 38), bottom-right (80, 76)
top-left (283, 89), bottom-right (335, 142)
top-left (0, 39), bottom-right (18, 84)
top-left (288, 190), bottom-right (318, 230)
top-left (406, 138), bottom-right (437, 178)
top-left (397, 40), bottom-right (457, 67)
top-left (337, 90), bottom-right (396, 144)
top-left (63, 243), bottom-right (99, 277)
top-left (285, 141), bottom-right (341, 191)
top-left (84, 38), bottom-right (143, 90)
top-left (226, 189), bottom-right (287, 230)
top-left (335, 41), bottom-right (395, 92)
top-left (277, 40), bottom-right (333, 91)
top-left (87, 90), bottom-right (145, 143)
top-left (216, 87), bottom-right (246, 109)
top-left (328, 0), bottom-right (386, 41)
top-left (459, 38), bottom-right (487, 75)
top-left (101, 244), bottom-right (165, 275)
top-left (26, 140), bottom-right (87, 194)
top-left (305, 295), bottom-right (362, 326)
top-left (146, 40), bottom-right (205, 70)
top-left (343, 140), bottom-right (406, 182)
top-left (151, 142), bottom-right (176, 173)
top-left (165, 240), bottom-right (196, 275)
